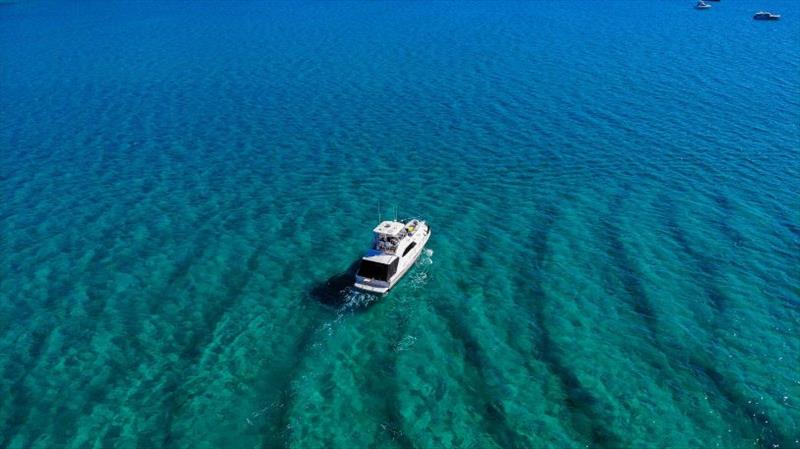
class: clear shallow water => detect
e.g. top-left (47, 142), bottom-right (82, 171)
top-left (1, 0), bottom-right (799, 447)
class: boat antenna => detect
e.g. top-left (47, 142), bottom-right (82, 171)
top-left (378, 200), bottom-right (382, 223)
top-left (393, 205), bottom-right (398, 221)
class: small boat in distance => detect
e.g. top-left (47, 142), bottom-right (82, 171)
top-left (695, 1), bottom-right (712, 10)
top-left (753, 11), bottom-right (780, 20)
top-left (354, 219), bottom-right (431, 294)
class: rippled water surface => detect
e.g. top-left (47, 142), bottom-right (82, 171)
top-left (1, 1), bottom-right (799, 448)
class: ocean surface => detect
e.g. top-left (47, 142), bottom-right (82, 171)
top-left (1, 1), bottom-right (798, 448)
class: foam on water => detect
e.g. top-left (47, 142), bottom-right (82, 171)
top-left (407, 249), bottom-right (434, 290)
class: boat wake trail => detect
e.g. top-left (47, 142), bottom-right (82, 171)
top-left (339, 288), bottom-right (380, 310)
top-left (408, 249), bottom-right (434, 290)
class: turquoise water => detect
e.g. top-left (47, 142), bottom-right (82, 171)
top-left (1, 1), bottom-right (799, 447)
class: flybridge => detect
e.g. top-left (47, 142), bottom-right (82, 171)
top-left (373, 221), bottom-right (405, 237)
top-left (372, 220), bottom-right (411, 254)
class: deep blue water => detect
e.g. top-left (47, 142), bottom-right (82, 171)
top-left (1, 1), bottom-right (799, 448)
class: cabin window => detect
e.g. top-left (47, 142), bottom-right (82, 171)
top-left (357, 259), bottom-right (399, 281)
top-left (402, 242), bottom-right (417, 257)
top-left (387, 258), bottom-right (399, 278)
top-left (358, 260), bottom-right (390, 281)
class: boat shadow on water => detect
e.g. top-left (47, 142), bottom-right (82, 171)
top-left (309, 261), bottom-right (380, 310)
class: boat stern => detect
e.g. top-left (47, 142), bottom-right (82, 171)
top-left (354, 277), bottom-right (391, 294)
top-left (353, 253), bottom-right (398, 294)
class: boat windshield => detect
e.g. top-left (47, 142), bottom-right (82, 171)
top-left (358, 260), bottom-right (390, 281)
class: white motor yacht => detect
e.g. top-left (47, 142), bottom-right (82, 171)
top-left (695, 1), bottom-right (711, 9)
top-left (354, 219), bottom-right (431, 294)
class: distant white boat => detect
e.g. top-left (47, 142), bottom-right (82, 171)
top-left (354, 219), bottom-right (431, 294)
top-left (695, 1), bottom-right (712, 9)
top-left (753, 11), bottom-right (780, 20)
